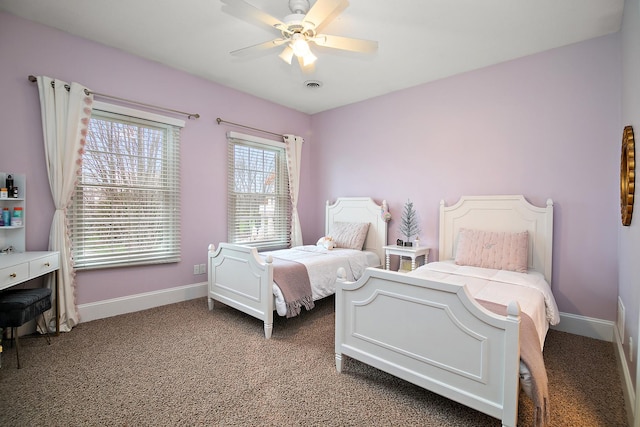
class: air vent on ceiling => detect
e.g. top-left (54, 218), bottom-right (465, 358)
top-left (304, 80), bottom-right (323, 89)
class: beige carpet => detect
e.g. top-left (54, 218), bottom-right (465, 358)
top-left (0, 296), bottom-right (628, 426)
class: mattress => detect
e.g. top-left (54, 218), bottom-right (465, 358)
top-left (265, 245), bottom-right (381, 317)
top-left (407, 261), bottom-right (560, 349)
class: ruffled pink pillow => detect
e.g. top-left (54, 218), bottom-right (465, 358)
top-left (455, 229), bottom-right (529, 273)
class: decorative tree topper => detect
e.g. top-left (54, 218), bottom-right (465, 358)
top-left (399, 199), bottom-right (421, 242)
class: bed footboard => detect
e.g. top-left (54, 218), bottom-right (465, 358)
top-left (208, 243), bottom-right (274, 339)
top-left (335, 268), bottom-right (521, 427)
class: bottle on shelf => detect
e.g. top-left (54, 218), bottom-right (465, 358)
top-left (12, 207), bottom-right (23, 227)
top-left (2, 207), bottom-right (10, 226)
top-left (5, 174), bottom-right (13, 194)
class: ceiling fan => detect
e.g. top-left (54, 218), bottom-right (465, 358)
top-left (221, 0), bottom-right (378, 70)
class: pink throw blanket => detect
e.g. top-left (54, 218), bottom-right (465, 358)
top-left (271, 257), bottom-right (314, 318)
top-left (478, 300), bottom-right (550, 427)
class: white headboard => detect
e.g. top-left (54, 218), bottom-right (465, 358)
top-left (439, 195), bottom-right (554, 283)
top-left (325, 197), bottom-right (389, 262)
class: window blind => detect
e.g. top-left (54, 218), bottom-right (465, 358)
top-left (227, 135), bottom-right (291, 251)
top-left (69, 109), bottom-right (181, 269)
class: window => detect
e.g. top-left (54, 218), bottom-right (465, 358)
top-left (227, 132), bottom-right (291, 251)
top-left (69, 101), bottom-right (183, 269)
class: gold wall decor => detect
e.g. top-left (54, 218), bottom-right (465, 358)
top-left (621, 125), bottom-right (635, 226)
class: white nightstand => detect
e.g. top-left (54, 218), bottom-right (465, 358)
top-left (382, 245), bottom-right (430, 272)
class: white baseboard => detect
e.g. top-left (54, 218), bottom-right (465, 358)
top-left (614, 327), bottom-right (636, 427)
top-left (79, 292), bottom-right (616, 338)
top-left (77, 282), bottom-right (208, 323)
top-left (551, 311), bottom-right (614, 342)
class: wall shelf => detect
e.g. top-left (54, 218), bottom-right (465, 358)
top-left (0, 172), bottom-right (26, 253)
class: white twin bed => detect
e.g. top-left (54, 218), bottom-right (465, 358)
top-left (207, 197), bottom-right (389, 339)
top-left (334, 195), bottom-right (557, 427)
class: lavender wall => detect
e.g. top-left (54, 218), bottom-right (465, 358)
top-left (0, 11), bottom-right (624, 325)
top-left (619, 0), bottom-right (640, 395)
top-left (311, 35), bottom-right (622, 322)
top-left (0, 13), bottom-right (313, 305)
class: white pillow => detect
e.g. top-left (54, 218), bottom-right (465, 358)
top-left (330, 222), bottom-right (370, 250)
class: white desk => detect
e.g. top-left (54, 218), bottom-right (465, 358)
top-left (0, 251), bottom-right (61, 333)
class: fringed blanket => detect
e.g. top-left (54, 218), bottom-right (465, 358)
top-left (478, 300), bottom-right (550, 427)
top-left (271, 257), bottom-right (314, 318)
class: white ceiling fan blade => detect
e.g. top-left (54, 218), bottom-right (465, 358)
top-left (311, 34), bottom-right (378, 53)
top-left (221, 0), bottom-right (287, 35)
top-left (231, 38), bottom-right (287, 57)
top-left (303, 0), bottom-right (348, 31)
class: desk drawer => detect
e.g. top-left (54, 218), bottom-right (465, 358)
top-left (30, 253), bottom-right (60, 276)
top-left (0, 262), bottom-right (29, 288)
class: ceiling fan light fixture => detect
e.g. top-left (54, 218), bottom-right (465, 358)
top-left (291, 34), bottom-right (311, 57)
top-left (302, 51), bottom-right (317, 66)
top-left (278, 46), bottom-right (294, 64)
top-left (287, 32), bottom-right (316, 66)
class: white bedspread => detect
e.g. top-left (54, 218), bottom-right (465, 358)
top-left (266, 245), bottom-right (379, 317)
top-left (407, 261), bottom-right (560, 350)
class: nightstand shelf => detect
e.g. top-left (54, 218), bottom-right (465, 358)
top-left (383, 245), bottom-right (429, 272)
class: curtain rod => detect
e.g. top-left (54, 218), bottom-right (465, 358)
top-left (216, 117), bottom-right (284, 139)
top-left (28, 75), bottom-right (200, 120)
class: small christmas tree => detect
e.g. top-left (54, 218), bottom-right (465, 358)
top-left (399, 199), bottom-right (421, 243)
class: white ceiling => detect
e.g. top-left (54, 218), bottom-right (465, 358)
top-left (0, 0), bottom-right (625, 114)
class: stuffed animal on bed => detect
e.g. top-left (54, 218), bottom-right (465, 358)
top-left (316, 236), bottom-right (336, 250)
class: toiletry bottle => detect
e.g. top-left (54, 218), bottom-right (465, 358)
top-left (2, 208), bottom-right (10, 226)
top-left (12, 207), bottom-right (23, 226)
top-left (5, 174), bottom-right (13, 194)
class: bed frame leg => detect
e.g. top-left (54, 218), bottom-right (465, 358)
top-left (207, 297), bottom-right (214, 311)
top-left (335, 353), bottom-right (343, 373)
top-left (264, 323), bottom-right (273, 339)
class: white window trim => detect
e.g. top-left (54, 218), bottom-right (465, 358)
top-left (227, 131), bottom-right (291, 250)
top-left (227, 131), bottom-right (282, 148)
top-left (70, 102), bottom-right (182, 269)
top-left (92, 100), bottom-right (185, 128)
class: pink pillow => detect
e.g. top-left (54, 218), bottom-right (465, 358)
top-left (330, 222), bottom-right (370, 250)
top-left (454, 229), bottom-right (529, 273)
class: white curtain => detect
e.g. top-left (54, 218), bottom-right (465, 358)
top-left (37, 76), bottom-right (93, 332)
top-left (283, 134), bottom-right (304, 247)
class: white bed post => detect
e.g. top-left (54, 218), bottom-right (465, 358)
top-left (263, 254), bottom-right (274, 339)
top-left (543, 198), bottom-right (554, 284)
top-left (502, 300), bottom-right (521, 427)
top-left (334, 267), bottom-right (348, 373)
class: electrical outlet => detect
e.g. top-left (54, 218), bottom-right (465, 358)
top-left (193, 264), bottom-right (199, 275)
top-left (199, 264), bottom-right (206, 274)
